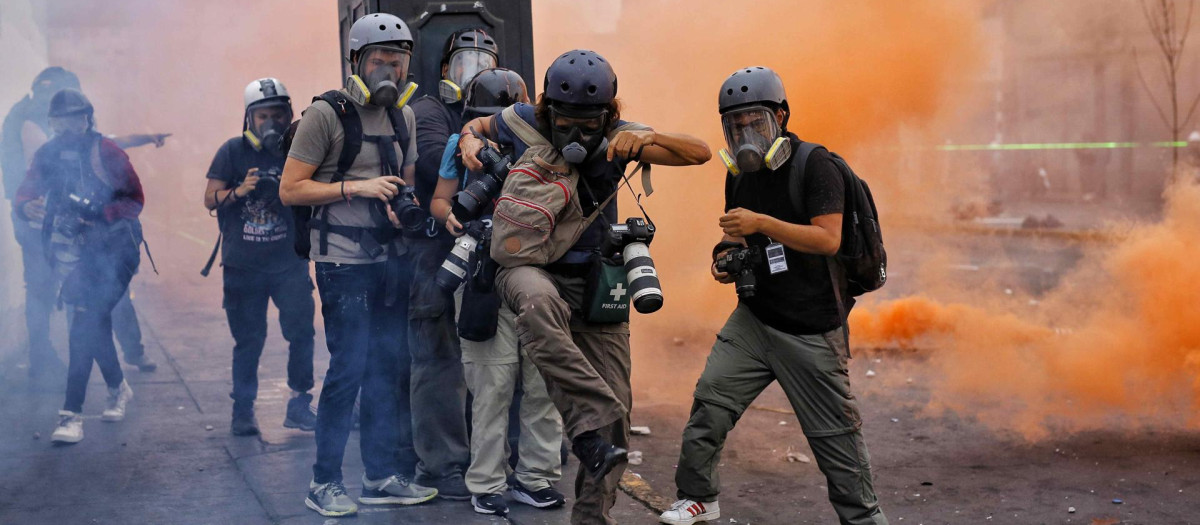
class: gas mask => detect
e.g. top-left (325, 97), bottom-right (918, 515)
top-left (347, 45), bottom-right (417, 109)
top-left (549, 104), bottom-right (609, 165)
top-left (719, 106), bottom-right (791, 175)
top-left (243, 109), bottom-right (291, 154)
top-left (439, 49), bottom-right (498, 104)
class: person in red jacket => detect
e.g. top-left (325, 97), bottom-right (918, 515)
top-left (14, 89), bottom-right (145, 445)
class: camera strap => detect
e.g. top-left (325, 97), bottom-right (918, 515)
top-left (579, 160), bottom-right (653, 232)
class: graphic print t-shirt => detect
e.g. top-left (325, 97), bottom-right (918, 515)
top-left (206, 136), bottom-right (302, 272)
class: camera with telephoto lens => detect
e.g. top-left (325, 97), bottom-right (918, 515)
top-left (714, 245), bottom-right (762, 298)
top-left (386, 183), bottom-right (430, 234)
top-left (55, 192), bottom-right (105, 238)
top-left (600, 217), bottom-right (663, 314)
top-left (436, 219), bottom-right (491, 291)
top-left (451, 143), bottom-right (511, 222)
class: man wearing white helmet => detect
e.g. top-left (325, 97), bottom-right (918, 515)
top-left (281, 12), bottom-right (437, 517)
top-left (202, 78), bottom-right (317, 438)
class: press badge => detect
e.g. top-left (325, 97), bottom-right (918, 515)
top-left (765, 242), bottom-right (788, 274)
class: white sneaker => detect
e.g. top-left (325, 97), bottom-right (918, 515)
top-left (51, 410), bottom-right (84, 444)
top-left (660, 499), bottom-right (720, 525)
top-left (101, 380), bottom-right (133, 422)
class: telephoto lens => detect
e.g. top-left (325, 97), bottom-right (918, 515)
top-left (605, 217), bottom-right (663, 314)
top-left (436, 233), bottom-right (478, 290)
top-left (451, 143), bottom-right (511, 222)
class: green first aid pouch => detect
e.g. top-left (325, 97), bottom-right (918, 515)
top-left (582, 256), bottom-right (630, 324)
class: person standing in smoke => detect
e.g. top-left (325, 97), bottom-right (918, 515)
top-left (658, 67), bottom-right (888, 525)
top-left (458, 50), bottom-right (711, 524)
top-left (14, 89), bottom-right (144, 444)
top-left (432, 68), bottom-right (568, 515)
top-left (1, 67), bottom-right (165, 380)
top-left (280, 13), bottom-right (437, 518)
top-left (396, 28), bottom-right (505, 502)
top-left (202, 78), bottom-right (317, 437)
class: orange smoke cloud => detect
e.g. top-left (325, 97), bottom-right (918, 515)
top-left (853, 182), bottom-right (1200, 438)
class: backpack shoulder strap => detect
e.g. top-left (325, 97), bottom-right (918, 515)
top-left (314, 90), bottom-right (361, 183)
top-left (499, 105), bottom-right (551, 149)
top-left (787, 140), bottom-right (824, 217)
top-left (386, 106), bottom-right (411, 160)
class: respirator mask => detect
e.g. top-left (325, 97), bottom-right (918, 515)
top-left (347, 44), bottom-right (417, 109)
top-left (439, 49), bottom-right (497, 104)
top-left (549, 103), bottom-right (609, 165)
top-left (243, 105), bottom-right (292, 154)
top-left (719, 105), bottom-right (791, 175)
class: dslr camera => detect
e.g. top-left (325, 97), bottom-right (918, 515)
top-left (250, 169), bottom-right (281, 199)
top-left (436, 219), bottom-right (492, 291)
top-left (385, 182), bottom-right (430, 235)
top-left (451, 142), bottom-right (511, 222)
top-left (714, 245), bottom-right (762, 298)
top-left (54, 192), bottom-right (105, 238)
top-left (600, 217), bottom-right (663, 314)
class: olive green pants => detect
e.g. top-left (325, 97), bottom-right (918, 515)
top-left (496, 265), bottom-right (631, 525)
top-left (675, 305), bottom-right (888, 525)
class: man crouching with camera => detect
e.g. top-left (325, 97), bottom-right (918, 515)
top-left (659, 67), bottom-right (888, 525)
top-left (203, 78), bottom-right (317, 437)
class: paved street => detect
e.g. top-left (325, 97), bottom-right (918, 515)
top-left (1, 218), bottom-right (1198, 525)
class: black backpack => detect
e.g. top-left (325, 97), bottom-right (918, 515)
top-left (286, 90), bottom-right (410, 260)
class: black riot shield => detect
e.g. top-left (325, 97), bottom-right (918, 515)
top-left (337, 0), bottom-right (535, 100)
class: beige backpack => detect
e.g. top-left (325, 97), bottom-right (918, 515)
top-left (490, 105), bottom-right (650, 268)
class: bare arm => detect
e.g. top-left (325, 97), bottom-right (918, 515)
top-left (458, 115), bottom-right (498, 171)
top-left (607, 130), bottom-right (712, 166)
top-left (112, 133), bottom-right (171, 149)
top-left (719, 209), bottom-right (842, 256)
top-left (204, 169), bottom-right (260, 211)
top-left (710, 233), bottom-right (745, 284)
top-left (431, 176), bottom-right (464, 235)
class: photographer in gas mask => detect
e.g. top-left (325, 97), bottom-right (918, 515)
top-left (659, 67), bottom-right (887, 525)
top-left (280, 13), bottom-right (436, 518)
top-left (458, 50), bottom-right (710, 525)
top-left (429, 68), bottom-right (568, 516)
top-left (397, 28), bottom-right (502, 501)
top-left (202, 78), bottom-right (316, 437)
top-left (14, 89), bottom-right (144, 445)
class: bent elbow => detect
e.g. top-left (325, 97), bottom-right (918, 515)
top-left (278, 185), bottom-right (296, 206)
top-left (823, 238), bottom-right (841, 257)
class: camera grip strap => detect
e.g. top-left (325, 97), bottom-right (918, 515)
top-left (580, 160), bottom-right (652, 232)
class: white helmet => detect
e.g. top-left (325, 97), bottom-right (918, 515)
top-left (243, 78), bottom-right (291, 111)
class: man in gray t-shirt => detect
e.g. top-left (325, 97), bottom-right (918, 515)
top-left (279, 12), bottom-right (437, 519)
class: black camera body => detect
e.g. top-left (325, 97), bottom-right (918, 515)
top-left (250, 172), bottom-right (281, 199)
top-left (387, 183), bottom-right (430, 234)
top-left (451, 143), bottom-right (511, 222)
top-left (55, 192), bottom-right (105, 238)
top-left (715, 245), bottom-right (762, 298)
top-left (601, 217), bottom-right (663, 314)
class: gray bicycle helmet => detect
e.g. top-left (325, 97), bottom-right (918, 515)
top-left (347, 12), bottom-right (414, 63)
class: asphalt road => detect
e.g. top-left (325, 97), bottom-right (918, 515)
top-left (1, 215), bottom-right (1197, 525)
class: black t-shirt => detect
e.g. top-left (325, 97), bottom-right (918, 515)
top-left (723, 137), bottom-right (845, 335)
top-left (206, 137), bottom-right (303, 272)
top-left (411, 95), bottom-right (462, 241)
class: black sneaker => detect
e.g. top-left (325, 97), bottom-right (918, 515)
top-left (284, 393), bottom-right (317, 431)
top-left (231, 410), bottom-right (259, 436)
top-left (509, 481), bottom-right (565, 509)
top-left (571, 431), bottom-right (627, 481)
top-left (415, 472), bottom-right (471, 501)
top-left (472, 493), bottom-right (509, 515)
top-left (125, 354), bottom-right (158, 372)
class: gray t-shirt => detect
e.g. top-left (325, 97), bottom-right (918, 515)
top-left (288, 92), bottom-right (418, 264)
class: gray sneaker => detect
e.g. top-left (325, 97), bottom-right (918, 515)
top-left (359, 474), bottom-right (438, 506)
top-left (306, 480), bottom-right (357, 517)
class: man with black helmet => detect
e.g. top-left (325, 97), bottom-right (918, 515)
top-left (659, 67), bottom-right (887, 525)
top-left (458, 50), bottom-right (710, 524)
top-left (15, 89), bottom-right (145, 444)
top-left (431, 68), bottom-right (568, 516)
top-left (397, 27), bottom-right (502, 501)
top-left (281, 12), bottom-right (436, 517)
top-left (1, 67), bottom-right (164, 380)
top-left (202, 78), bottom-right (317, 437)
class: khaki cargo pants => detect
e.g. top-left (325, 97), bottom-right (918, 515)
top-left (675, 305), bottom-right (888, 525)
top-left (454, 286), bottom-right (564, 496)
top-left (496, 265), bottom-right (631, 525)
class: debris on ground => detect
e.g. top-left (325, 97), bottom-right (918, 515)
top-left (778, 421), bottom-right (788, 426)
top-left (866, 370), bottom-right (877, 378)
top-left (628, 451), bottom-right (643, 466)
top-left (672, 337), bottom-right (685, 346)
top-left (921, 481), bottom-right (933, 486)
top-left (1111, 498), bottom-right (1123, 504)
top-left (1068, 506), bottom-right (1076, 513)
top-left (630, 426), bottom-right (652, 436)
top-left (891, 418), bottom-right (900, 423)
top-left (785, 448), bottom-right (811, 464)
top-left (33, 432), bottom-right (40, 440)
top-left (205, 425), bottom-right (213, 431)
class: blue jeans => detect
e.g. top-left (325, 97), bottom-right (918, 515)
top-left (312, 259), bottom-right (416, 483)
top-left (223, 264), bottom-right (316, 412)
top-left (61, 223), bottom-right (141, 413)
